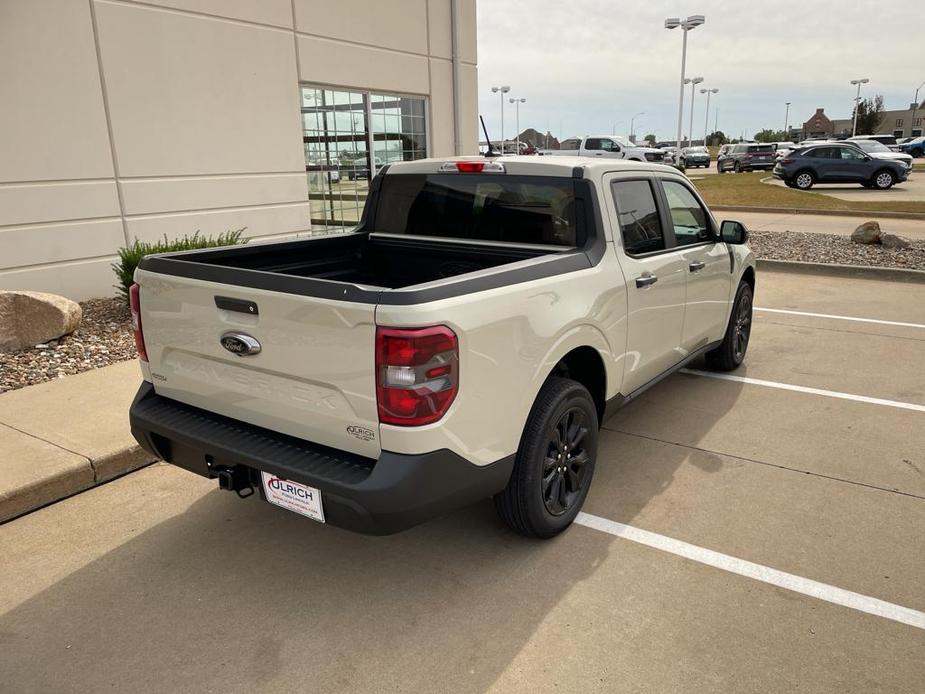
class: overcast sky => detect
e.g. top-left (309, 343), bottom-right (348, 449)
top-left (476, 0), bottom-right (923, 143)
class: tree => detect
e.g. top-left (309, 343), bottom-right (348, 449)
top-left (852, 95), bottom-right (885, 135)
top-left (754, 129), bottom-right (788, 143)
top-left (706, 130), bottom-right (727, 145)
top-left (644, 133), bottom-right (657, 145)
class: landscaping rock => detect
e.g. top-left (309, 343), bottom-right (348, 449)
top-left (0, 291), bottom-right (82, 353)
top-left (850, 221), bottom-right (881, 245)
top-left (879, 233), bottom-right (912, 250)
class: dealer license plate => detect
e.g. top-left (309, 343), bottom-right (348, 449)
top-left (260, 472), bottom-right (325, 523)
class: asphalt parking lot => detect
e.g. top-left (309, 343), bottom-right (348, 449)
top-left (2, 269), bottom-right (923, 693)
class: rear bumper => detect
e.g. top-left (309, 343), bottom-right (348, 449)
top-left (129, 382), bottom-right (514, 534)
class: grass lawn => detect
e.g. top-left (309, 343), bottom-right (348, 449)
top-left (692, 171), bottom-right (925, 214)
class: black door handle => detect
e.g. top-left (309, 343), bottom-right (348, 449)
top-left (635, 274), bottom-right (658, 288)
top-left (689, 261), bottom-right (706, 272)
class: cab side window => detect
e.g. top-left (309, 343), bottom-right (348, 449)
top-left (611, 180), bottom-right (666, 255)
top-left (585, 138), bottom-right (602, 150)
top-left (661, 180), bottom-right (712, 246)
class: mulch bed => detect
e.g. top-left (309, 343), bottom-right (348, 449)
top-left (748, 230), bottom-right (925, 271)
top-left (0, 298), bottom-right (135, 394)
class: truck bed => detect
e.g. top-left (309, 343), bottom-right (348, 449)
top-left (144, 232), bottom-right (573, 291)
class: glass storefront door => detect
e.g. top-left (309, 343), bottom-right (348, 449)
top-left (302, 86), bottom-right (427, 232)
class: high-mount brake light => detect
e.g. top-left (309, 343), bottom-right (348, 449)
top-left (376, 326), bottom-right (459, 426)
top-left (129, 283), bottom-right (148, 362)
top-left (438, 161), bottom-right (506, 173)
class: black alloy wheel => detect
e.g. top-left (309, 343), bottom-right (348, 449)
top-left (732, 289), bottom-right (752, 363)
top-left (542, 407), bottom-right (592, 516)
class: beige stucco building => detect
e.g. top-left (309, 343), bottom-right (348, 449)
top-left (0, 0), bottom-right (478, 300)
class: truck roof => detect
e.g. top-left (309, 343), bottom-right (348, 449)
top-left (383, 156), bottom-right (674, 177)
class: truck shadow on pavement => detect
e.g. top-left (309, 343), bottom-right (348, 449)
top-left (0, 366), bottom-right (744, 693)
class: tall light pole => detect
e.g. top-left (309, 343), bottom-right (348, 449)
top-left (784, 101), bottom-right (791, 140)
top-left (509, 97), bottom-right (525, 154)
top-left (630, 112), bottom-right (644, 141)
top-left (665, 15), bottom-right (705, 153)
top-left (701, 88), bottom-right (717, 144)
top-left (685, 77), bottom-right (704, 145)
top-left (491, 86), bottom-right (510, 152)
top-left (911, 80), bottom-right (925, 138)
top-left (850, 78), bottom-right (869, 137)
top-left (611, 120), bottom-right (624, 136)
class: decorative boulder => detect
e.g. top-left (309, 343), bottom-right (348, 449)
top-left (850, 221), bottom-right (881, 245)
top-left (0, 291), bottom-right (82, 353)
top-left (879, 233), bottom-right (911, 250)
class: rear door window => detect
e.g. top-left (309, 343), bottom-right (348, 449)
top-left (661, 180), bottom-right (712, 246)
top-left (560, 139), bottom-right (581, 151)
top-left (611, 179), bottom-right (666, 255)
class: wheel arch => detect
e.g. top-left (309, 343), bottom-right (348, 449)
top-left (528, 326), bottom-right (617, 430)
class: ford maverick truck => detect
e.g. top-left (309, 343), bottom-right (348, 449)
top-left (129, 157), bottom-right (756, 538)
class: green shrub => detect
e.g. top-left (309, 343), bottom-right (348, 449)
top-left (112, 229), bottom-right (247, 304)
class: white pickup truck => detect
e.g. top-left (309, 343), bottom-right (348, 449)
top-left (129, 156), bottom-right (755, 538)
top-left (548, 136), bottom-right (668, 164)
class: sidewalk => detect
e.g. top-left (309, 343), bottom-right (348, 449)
top-left (0, 361), bottom-right (153, 522)
top-left (730, 211), bottom-right (925, 240)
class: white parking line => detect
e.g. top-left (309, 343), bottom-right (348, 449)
top-left (756, 307), bottom-right (925, 330)
top-left (575, 512), bottom-right (925, 631)
top-left (681, 369), bottom-right (925, 413)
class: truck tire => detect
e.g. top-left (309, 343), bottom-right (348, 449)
top-left (494, 377), bottom-right (598, 538)
top-left (706, 281), bottom-right (753, 371)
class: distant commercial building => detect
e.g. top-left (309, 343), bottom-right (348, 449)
top-left (1, 0), bottom-right (479, 299)
top-left (801, 102), bottom-right (924, 140)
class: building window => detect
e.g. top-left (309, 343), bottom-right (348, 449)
top-left (301, 86), bottom-right (427, 231)
top-left (914, 118), bottom-right (922, 127)
top-left (895, 118), bottom-right (903, 128)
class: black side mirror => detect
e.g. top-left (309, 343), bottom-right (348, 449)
top-left (720, 220), bottom-right (748, 244)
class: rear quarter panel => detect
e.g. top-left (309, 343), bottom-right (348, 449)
top-left (375, 255), bottom-right (628, 466)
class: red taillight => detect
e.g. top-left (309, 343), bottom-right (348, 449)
top-left (375, 326), bottom-right (458, 426)
top-left (455, 161), bottom-right (486, 172)
top-left (129, 283), bottom-right (148, 362)
top-left (780, 158), bottom-right (794, 165)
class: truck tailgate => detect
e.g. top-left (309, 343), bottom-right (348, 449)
top-left (136, 271), bottom-right (380, 459)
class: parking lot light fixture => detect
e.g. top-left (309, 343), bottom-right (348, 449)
top-left (784, 101), bottom-right (791, 140)
top-left (850, 78), bottom-right (870, 137)
top-left (509, 97), bottom-right (525, 154)
top-left (701, 88), bottom-right (718, 144)
top-left (666, 15), bottom-right (706, 152)
top-left (630, 112), bottom-right (644, 140)
top-left (911, 81), bottom-right (925, 139)
top-left (686, 76), bottom-right (704, 146)
top-left (491, 86), bottom-right (510, 153)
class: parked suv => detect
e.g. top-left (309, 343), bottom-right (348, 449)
top-left (773, 144), bottom-right (909, 190)
top-left (717, 144), bottom-right (775, 173)
top-left (680, 146), bottom-right (710, 168)
top-left (843, 139), bottom-right (913, 171)
top-left (899, 136), bottom-right (925, 158)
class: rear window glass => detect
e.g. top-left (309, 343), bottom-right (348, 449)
top-left (747, 144), bottom-right (774, 153)
top-left (373, 174), bottom-right (579, 246)
top-left (611, 179), bottom-right (665, 255)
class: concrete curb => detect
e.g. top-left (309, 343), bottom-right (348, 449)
top-left (757, 258), bottom-right (925, 283)
top-left (0, 361), bottom-right (156, 524)
top-left (0, 443), bottom-right (154, 524)
top-left (713, 204), bottom-right (925, 221)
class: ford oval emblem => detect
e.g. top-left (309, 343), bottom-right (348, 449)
top-left (220, 332), bottom-right (261, 356)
